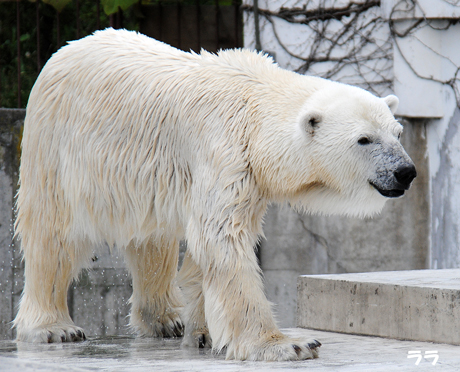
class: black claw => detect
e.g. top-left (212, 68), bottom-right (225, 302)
top-left (175, 322), bottom-right (184, 335)
top-left (47, 333), bottom-right (52, 343)
top-left (70, 333), bottom-right (78, 342)
top-left (198, 334), bottom-right (206, 349)
top-left (173, 323), bottom-right (183, 337)
top-left (292, 344), bottom-right (302, 356)
top-left (76, 330), bottom-right (83, 339)
top-left (82, 332), bottom-right (87, 341)
top-left (308, 340), bottom-right (322, 349)
top-left (61, 335), bottom-right (66, 342)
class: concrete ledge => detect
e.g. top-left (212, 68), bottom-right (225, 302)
top-left (297, 269), bottom-right (460, 345)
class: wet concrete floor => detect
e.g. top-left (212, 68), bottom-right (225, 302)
top-left (1, 328), bottom-right (460, 371)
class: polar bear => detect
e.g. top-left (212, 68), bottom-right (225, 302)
top-left (13, 28), bottom-right (416, 361)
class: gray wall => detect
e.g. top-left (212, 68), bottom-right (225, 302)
top-left (261, 118), bottom-right (430, 327)
top-left (429, 108), bottom-right (460, 269)
top-left (0, 109), bottom-right (23, 340)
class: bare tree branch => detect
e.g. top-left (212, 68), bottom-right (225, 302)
top-left (242, 1), bottom-right (381, 24)
top-left (243, 0), bottom-right (459, 103)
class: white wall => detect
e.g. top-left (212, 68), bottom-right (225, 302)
top-left (382, 0), bottom-right (460, 268)
top-left (243, 0), bottom-right (393, 96)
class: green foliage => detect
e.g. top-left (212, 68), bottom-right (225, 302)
top-left (31, 1), bottom-right (236, 15)
top-left (0, 0), bottom-right (240, 107)
top-left (42, 0), bottom-right (73, 13)
top-left (102, 0), bottom-right (139, 15)
top-left (0, 2), bottom-right (39, 108)
top-left (0, 0), bottom-right (139, 108)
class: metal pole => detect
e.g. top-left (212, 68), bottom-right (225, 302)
top-left (96, 0), bottom-right (100, 30)
top-left (117, 7), bottom-right (121, 29)
top-left (16, 0), bottom-right (22, 107)
top-left (56, 9), bottom-right (61, 49)
top-left (76, 0), bottom-right (81, 39)
top-left (215, 0), bottom-right (219, 51)
top-left (36, 0), bottom-right (41, 72)
top-left (177, 2), bottom-right (181, 50)
top-left (196, 0), bottom-right (201, 52)
top-left (159, 2), bottom-right (163, 41)
top-left (0, 57), bottom-right (2, 107)
top-left (253, 0), bottom-right (261, 51)
top-left (233, 0), bottom-right (240, 48)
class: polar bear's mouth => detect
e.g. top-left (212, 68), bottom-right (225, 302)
top-left (370, 182), bottom-right (405, 198)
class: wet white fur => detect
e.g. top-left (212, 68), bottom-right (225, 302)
top-left (14, 28), bottom-right (403, 360)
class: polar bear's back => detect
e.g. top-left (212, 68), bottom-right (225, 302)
top-left (24, 28), bottom-right (288, 150)
top-left (26, 28), bottom-right (199, 131)
top-left (19, 30), bottom-right (211, 246)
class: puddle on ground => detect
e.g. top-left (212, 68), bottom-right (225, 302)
top-left (0, 335), bottom-right (222, 363)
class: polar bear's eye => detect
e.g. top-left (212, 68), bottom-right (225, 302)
top-left (358, 137), bottom-right (372, 145)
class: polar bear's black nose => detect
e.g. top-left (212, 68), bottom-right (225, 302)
top-left (395, 164), bottom-right (417, 188)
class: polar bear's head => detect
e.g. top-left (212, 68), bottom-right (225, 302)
top-left (258, 81), bottom-right (416, 218)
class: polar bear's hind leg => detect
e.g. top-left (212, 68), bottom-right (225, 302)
top-left (13, 235), bottom-right (90, 343)
top-left (124, 236), bottom-right (184, 338)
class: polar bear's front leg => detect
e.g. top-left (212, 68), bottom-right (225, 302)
top-left (202, 258), bottom-right (320, 360)
top-left (187, 225), bottom-right (320, 360)
top-left (186, 164), bottom-right (321, 360)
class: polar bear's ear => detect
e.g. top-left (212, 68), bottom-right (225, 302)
top-left (302, 111), bottom-right (322, 135)
top-left (383, 95), bottom-right (399, 114)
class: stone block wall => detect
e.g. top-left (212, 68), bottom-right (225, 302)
top-left (0, 109), bottom-right (23, 340)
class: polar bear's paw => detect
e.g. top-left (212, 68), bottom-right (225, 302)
top-left (182, 327), bottom-right (212, 348)
top-left (232, 335), bottom-right (321, 361)
top-left (130, 308), bottom-right (184, 338)
top-left (16, 323), bottom-right (86, 343)
top-left (152, 312), bottom-right (184, 338)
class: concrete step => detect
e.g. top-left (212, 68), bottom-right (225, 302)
top-left (297, 269), bottom-right (460, 345)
